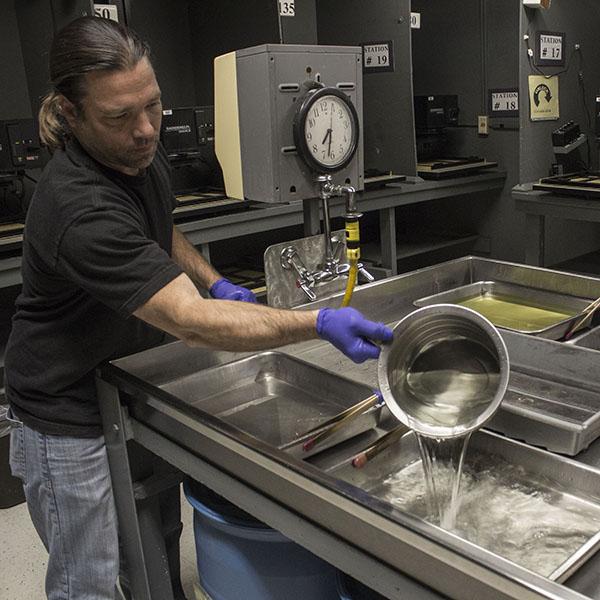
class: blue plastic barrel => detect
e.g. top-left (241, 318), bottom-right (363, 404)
top-left (184, 480), bottom-right (338, 600)
top-left (336, 570), bottom-right (388, 600)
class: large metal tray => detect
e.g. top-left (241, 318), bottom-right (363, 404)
top-left (327, 429), bottom-right (600, 582)
top-left (159, 351), bottom-right (381, 458)
top-left (414, 280), bottom-right (591, 340)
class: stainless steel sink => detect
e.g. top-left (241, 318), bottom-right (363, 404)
top-left (328, 429), bottom-right (600, 582)
top-left (159, 351), bottom-right (380, 458)
top-left (105, 255), bottom-right (600, 600)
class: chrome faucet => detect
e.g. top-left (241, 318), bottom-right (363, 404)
top-left (280, 174), bottom-right (374, 302)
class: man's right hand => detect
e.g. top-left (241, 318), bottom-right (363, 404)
top-left (316, 307), bottom-right (393, 363)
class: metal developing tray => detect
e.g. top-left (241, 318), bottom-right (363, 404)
top-left (483, 329), bottom-right (600, 456)
top-left (159, 351), bottom-right (381, 459)
top-left (327, 429), bottom-right (600, 582)
top-left (414, 280), bottom-right (592, 340)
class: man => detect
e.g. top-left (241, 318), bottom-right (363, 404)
top-left (5, 16), bottom-right (392, 600)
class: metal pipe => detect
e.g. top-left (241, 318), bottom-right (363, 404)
top-left (321, 195), bottom-right (336, 267)
top-left (341, 184), bottom-right (358, 217)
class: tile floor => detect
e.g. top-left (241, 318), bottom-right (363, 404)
top-left (0, 490), bottom-right (199, 600)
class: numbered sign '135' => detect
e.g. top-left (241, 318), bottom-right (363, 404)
top-left (279, 0), bottom-right (295, 16)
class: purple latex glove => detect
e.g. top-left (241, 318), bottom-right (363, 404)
top-left (209, 278), bottom-right (257, 303)
top-left (316, 307), bottom-right (393, 363)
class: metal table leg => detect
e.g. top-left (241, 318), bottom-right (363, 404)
top-left (525, 213), bottom-right (545, 266)
top-left (97, 378), bottom-right (176, 600)
top-left (380, 207), bottom-right (398, 275)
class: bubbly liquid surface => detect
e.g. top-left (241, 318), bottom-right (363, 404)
top-left (458, 295), bottom-right (574, 332)
top-left (371, 451), bottom-right (600, 577)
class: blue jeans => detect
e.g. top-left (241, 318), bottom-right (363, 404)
top-left (8, 411), bottom-right (120, 600)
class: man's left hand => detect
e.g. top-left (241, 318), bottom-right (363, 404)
top-left (209, 278), bottom-right (257, 303)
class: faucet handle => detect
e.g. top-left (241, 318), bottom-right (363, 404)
top-left (281, 245), bottom-right (318, 301)
top-left (358, 263), bottom-right (375, 283)
top-left (330, 235), bottom-right (345, 262)
top-left (297, 280), bottom-right (317, 301)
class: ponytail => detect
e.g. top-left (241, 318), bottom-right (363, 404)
top-left (38, 91), bottom-right (67, 152)
top-left (39, 17), bottom-right (151, 153)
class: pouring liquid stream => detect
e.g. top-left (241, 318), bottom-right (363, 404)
top-left (417, 433), bottom-right (471, 530)
top-left (402, 336), bottom-right (498, 530)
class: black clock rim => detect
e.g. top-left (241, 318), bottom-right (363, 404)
top-left (293, 86), bottom-right (360, 174)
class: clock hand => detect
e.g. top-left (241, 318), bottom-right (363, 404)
top-left (321, 129), bottom-right (331, 145)
top-left (328, 110), bottom-right (333, 157)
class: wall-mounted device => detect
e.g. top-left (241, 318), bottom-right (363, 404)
top-left (214, 44), bottom-right (363, 204)
top-left (0, 119), bottom-right (42, 172)
top-left (215, 45), bottom-right (368, 305)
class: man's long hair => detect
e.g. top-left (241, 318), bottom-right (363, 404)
top-left (39, 16), bottom-right (151, 152)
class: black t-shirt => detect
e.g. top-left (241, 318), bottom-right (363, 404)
top-left (4, 139), bottom-right (183, 437)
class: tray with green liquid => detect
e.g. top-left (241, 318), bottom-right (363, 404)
top-left (414, 281), bottom-right (592, 339)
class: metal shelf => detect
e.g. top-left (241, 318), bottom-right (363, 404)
top-left (0, 171), bottom-right (506, 290)
top-left (361, 233), bottom-right (478, 264)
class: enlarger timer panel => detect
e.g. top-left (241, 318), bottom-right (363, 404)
top-left (215, 44), bottom-right (364, 203)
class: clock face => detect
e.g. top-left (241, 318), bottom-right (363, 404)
top-left (294, 87), bottom-right (359, 173)
top-left (304, 94), bottom-right (355, 168)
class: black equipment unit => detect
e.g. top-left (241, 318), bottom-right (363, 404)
top-left (414, 95), bottom-right (459, 133)
top-left (159, 106), bottom-right (242, 218)
top-left (160, 106), bottom-right (215, 159)
top-left (552, 121), bottom-right (580, 147)
top-left (0, 119), bottom-right (42, 173)
top-left (0, 119), bottom-right (41, 240)
top-left (160, 106), bottom-right (224, 197)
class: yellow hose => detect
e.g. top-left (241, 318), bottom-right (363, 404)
top-left (341, 218), bottom-right (360, 307)
top-left (341, 258), bottom-right (358, 307)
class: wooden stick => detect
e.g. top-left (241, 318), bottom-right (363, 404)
top-left (352, 426), bottom-right (408, 468)
top-left (302, 393), bottom-right (381, 452)
top-left (564, 297), bottom-right (600, 340)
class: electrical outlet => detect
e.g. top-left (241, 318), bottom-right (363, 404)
top-left (478, 115), bottom-right (489, 135)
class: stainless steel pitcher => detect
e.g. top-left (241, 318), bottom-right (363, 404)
top-left (378, 304), bottom-right (509, 439)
